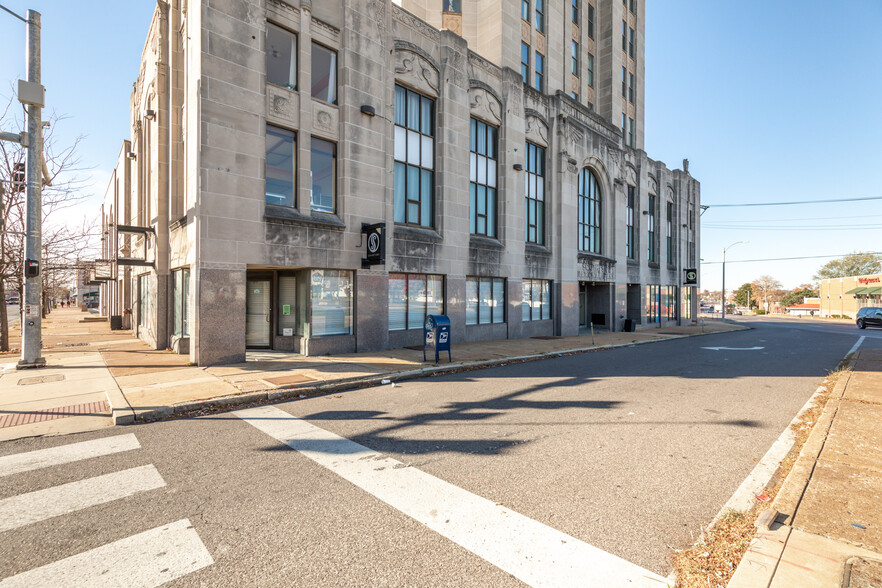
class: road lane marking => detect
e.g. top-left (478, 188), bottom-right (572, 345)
top-left (0, 465), bottom-right (165, 532)
top-left (0, 518), bottom-right (213, 588)
top-left (700, 346), bottom-right (764, 351)
top-left (236, 405), bottom-right (669, 588)
top-left (847, 336), bottom-right (865, 357)
top-left (0, 434), bottom-right (140, 478)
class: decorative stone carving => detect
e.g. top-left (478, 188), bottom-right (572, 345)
top-left (625, 164), bottom-right (638, 186)
top-left (312, 17), bottom-right (339, 38)
top-left (267, 85), bottom-right (300, 127)
top-left (312, 101), bottom-right (338, 139)
top-left (469, 87), bottom-right (502, 125)
top-left (648, 175), bottom-right (659, 195)
top-left (394, 49), bottom-right (439, 96)
top-left (604, 143), bottom-right (623, 169)
top-left (369, 0), bottom-right (386, 34)
top-left (468, 51), bottom-right (500, 78)
top-left (392, 4), bottom-right (440, 42)
top-left (525, 115), bottom-right (548, 148)
top-left (268, 0), bottom-right (299, 18)
top-left (577, 257), bottom-right (616, 282)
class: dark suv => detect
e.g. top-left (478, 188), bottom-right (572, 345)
top-left (856, 307), bottom-right (882, 329)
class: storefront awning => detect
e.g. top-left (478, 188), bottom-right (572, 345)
top-left (865, 286), bottom-right (882, 296)
top-left (845, 287), bottom-right (869, 295)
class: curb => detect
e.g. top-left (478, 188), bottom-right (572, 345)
top-left (127, 325), bottom-right (748, 423)
top-left (771, 366), bottom-right (852, 525)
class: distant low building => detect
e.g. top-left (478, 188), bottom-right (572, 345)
top-left (786, 300), bottom-right (820, 316)
top-left (819, 274), bottom-right (881, 318)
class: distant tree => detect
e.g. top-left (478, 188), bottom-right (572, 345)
top-left (0, 90), bottom-right (95, 350)
top-left (781, 288), bottom-right (817, 308)
top-left (752, 275), bottom-right (782, 313)
top-left (734, 283), bottom-right (755, 308)
top-left (813, 252), bottom-right (882, 282)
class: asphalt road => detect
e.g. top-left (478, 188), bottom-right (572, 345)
top-left (1, 319), bottom-right (876, 586)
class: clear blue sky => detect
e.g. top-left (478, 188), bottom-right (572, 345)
top-left (2, 1), bottom-right (880, 291)
top-left (645, 0), bottom-right (882, 291)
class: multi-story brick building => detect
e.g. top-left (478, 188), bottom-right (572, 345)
top-left (98, 0), bottom-right (700, 365)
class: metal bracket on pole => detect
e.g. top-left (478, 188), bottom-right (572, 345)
top-left (0, 131), bottom-right (27, 146)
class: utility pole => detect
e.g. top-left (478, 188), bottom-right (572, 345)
top-left (722, 241), bottom-right (747, 321)
top-left (19, 9), bottom-right (45, 368)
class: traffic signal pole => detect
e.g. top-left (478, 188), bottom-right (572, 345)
top-left (18, 9), bottom-right (45, 368)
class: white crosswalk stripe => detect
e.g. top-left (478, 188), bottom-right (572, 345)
top-left (0, 464), bottom-right (166, 532)
top-left (0, 433), bottom-right (140, 478)
top-left (0, 435), bottom-right (213, 587)
top-left (236, 405), bottom-right (670, 588)
top-left (0, 519), bottom-right (213, 588)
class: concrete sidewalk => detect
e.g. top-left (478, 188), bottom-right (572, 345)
top-left (0, 307), bottom-right (744, 438)
top-left (729, 347), bottom-right (882, 588)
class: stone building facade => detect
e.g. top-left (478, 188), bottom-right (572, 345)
top-left (99, 0), bottom-right (701, 365)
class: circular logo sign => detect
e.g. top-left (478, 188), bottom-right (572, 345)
top-left (367, 232), bottom-right (380, 255)
top-left (685, 270), bottom-right (697, 283)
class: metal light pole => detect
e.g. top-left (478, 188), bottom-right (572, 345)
top-left (19, 9), bottom-right (45, 368)
top-left (721, 241), bottom-right (746, 321)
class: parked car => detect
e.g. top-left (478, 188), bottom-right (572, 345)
top-left (856, 307), bottom-right (882, 329)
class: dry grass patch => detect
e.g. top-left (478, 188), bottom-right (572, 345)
top-left (670, 366), bottom-right (848, 587)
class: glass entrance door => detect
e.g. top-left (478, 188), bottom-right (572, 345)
top-left (246, 279), bottom-right (271, 347)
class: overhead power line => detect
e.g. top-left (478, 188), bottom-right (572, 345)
top-left (703, 224), bottom-right (882, 231)
top-left (701, 252), bottom-right (882, 265)
top-left (705, 196), bottom-right (882, 208)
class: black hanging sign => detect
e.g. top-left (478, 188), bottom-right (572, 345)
top-left (684, 268), bottom-right (698, 285)
top-left (361, 222), bottom-right (385, 268)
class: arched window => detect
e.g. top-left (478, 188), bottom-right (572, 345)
top-left (578, 168), bottom-right (601, 253)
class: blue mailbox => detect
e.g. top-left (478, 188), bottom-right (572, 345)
top-left (423, 314), bottom-right (452, 363)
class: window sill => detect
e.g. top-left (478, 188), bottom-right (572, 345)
top-left (525, 243), bottom-right (551, 255)
top-left (267, 81), bottom-right (298, 93)
top-left (469, 235), bottom-right (504, 249)
top-left (577, 252), bottom-right (616, 264)
top-left (648, 262), bottom-right (660, 269)
top-left (264, 204), bottom-right (346, 229)
top-left (393, 224), bottom-right (442, 242)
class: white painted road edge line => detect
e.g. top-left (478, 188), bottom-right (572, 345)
top-left (0, 518), bottom-right (213, 588)
top-left (664, 385), bottom-right (830, 584)
top-left (847, 336), bottom-right (865, 358)
top-left (0, 465), bottom-right (166, 532)
top-left (236, 405), bottom-right (669, 588)
top-left (0, 434), bottom-right (140, 478)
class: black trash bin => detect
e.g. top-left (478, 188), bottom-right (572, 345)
top-left (110, 315), bottom-right (122, 330)
top-left (623, 319), bottom-right (635, 332)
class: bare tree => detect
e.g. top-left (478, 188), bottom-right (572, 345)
top-left (0, 89), bottom-right (98, 350)
top-left (751, 275), bottom-right (782, 313)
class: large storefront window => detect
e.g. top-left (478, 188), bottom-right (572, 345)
top-left (172, 268), bottom-right (190, 337)
top-left (388, 273), bottom-right (444, 331)
top-left (310, 270), bottom-right (352, 336)
top-left (522, 279), bottom-right (551, 321)
top-left (682, 287), bottom-right (692, 320)
top-left (466, 277), bottom-right (505, 325)
top-left (645, 284), bottom-right (660, 324)
top-left (664, 285), bottom-right (678, 320)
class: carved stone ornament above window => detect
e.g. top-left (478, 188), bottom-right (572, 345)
top-left (624, 163), bottom-right (637, 186)
top-left (525, 115), bottom-right (549, 148)
top-left (394, 49), bottom-right (440, 97)
top-left (648, 175), bottom-right (659, 195)
top-left (469, 87), bottom-right (502, 126)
